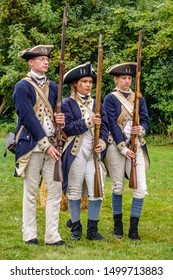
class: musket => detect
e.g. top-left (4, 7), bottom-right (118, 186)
top-left (129, 30), bottom-right (143, 189)
top-left (94, 34), bottom-right (104, 198)
top-left (53, 6), bottom-right (68, 182)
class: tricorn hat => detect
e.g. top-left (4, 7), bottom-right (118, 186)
top-left (106, 62), bottom-right (137, 77)
top-left (64, 62), bottom-right (97, 84)
top-left (18, 45), bottom-right (54, 61)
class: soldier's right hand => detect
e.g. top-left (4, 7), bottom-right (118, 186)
top-left (92, 113), bottom-right (101, 125)
top-left (46, 145), bottom-right (61, 161)
top-left (126, 149), bottom-right (135, 160)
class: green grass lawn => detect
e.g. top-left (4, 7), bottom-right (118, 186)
top-left (0, 138), bottom-right (173, 260)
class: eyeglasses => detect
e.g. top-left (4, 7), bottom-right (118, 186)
top-left (36, 57), bottom-right (50, 63)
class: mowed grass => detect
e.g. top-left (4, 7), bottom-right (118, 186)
top-left (0, 138), bottom-right (173, 260)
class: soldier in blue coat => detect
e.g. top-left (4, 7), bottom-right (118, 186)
top-left (13, 45), bottom-right (66, 246)
top-left (103, 62), bottom-right (150, 241)
top-left (62, 62), bottom-right (109, 241)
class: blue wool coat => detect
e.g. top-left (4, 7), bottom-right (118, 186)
top-left (103, 91), bottom-right (150, 165)
top-left (61, 97), bottom-right (109, 194)
top-left (103, 92), bottom-right (149, 144)
top-left (13, 78), bottom-right (58, 165)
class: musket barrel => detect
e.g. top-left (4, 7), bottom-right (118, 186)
top-left (129, 30), bottom-right (143, 189)
top-left (94, 34), bottom-right (103, 198)
top-left (53, 6), bottom-right (68, 182)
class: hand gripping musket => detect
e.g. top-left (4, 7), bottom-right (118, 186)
top-left (53, 6), bottom-right (68, 182)
top-left (94, 34), bottom-right (104, 198)
top-left (129, 30), bottom-right (143, 189)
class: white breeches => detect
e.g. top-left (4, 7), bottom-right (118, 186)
top-left (23, 152), bottom-right (62, 243)
top-left (67, 145), bottom-right (104, 201)
top-left (105, 143), bottom-right (148, 199)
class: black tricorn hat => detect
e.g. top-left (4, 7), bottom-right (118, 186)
top-left (64, 61), bottom-right (97, 84)
top-left (18, 45), bottom-right (54, 61)
top-left (106, 62), bottom-right (137, 77)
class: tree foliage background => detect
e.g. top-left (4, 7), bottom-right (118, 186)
top-left (0, 0), bottom-right (173, 135)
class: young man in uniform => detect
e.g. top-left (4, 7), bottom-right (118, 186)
top-left (103, 62), bottom-right (150, 241)
top-left (13, 45), bottom-right (65, 246)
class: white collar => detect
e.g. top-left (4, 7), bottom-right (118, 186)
top-left (115, 87), bottom-right (132, 95)
top-left (77, 92), bottom-right (91, 98)
top-left (30, 70), bottom-right (46, 80)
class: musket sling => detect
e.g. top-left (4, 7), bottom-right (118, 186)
top-left (23, 77), bottom-right (54, 121)
top-left (16, 78), bottom-right (54, 143)
top-left (63, 96), bottom-right (95, 153)
top-left (112, 91), bottom-right (135, 129)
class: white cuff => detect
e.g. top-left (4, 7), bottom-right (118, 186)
top-left (139, 125), bottom-right (146, 136)
top-left (37, 136), bottom-right (51, 152)
top-left (121, 147), bottom-right (129, 156)
top-left (99, 139), bottom-right (106, 151)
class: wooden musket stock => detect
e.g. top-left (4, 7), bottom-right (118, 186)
top-left (94, 34), bottom-right (103, 198)
top-left (129, 30), bottom-right (143, 189)
top-left (53, 6), bottom-right (68, 182)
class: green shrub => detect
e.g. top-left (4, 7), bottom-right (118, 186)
top-left (146, 134), bottom-right (173, 146)
top-left (0, 120), bottom-right (16, 137)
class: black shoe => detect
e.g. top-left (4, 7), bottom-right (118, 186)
top-left (113, 214), bottom-right (123, 239)
top-left (46, 240), bottom-right (66, 246)
top-left (87, 231), bottom-right (106, 241)
top-left (70, 221), bottom-right (82, 241)
top-left (71, 234), bottom-right (81, 241)
top-left (87, 219), bottom-right (106, 241)
top-left (113, 230), bottom-right (123, 239)
top-left (46, 240), bottom-right (72, 248)
top-left (128, 231), bottom-right (141, 241)
top-left (128, 217), bottom-right (141, 241)
top-left (25, 238), bottom-right (39, 245)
